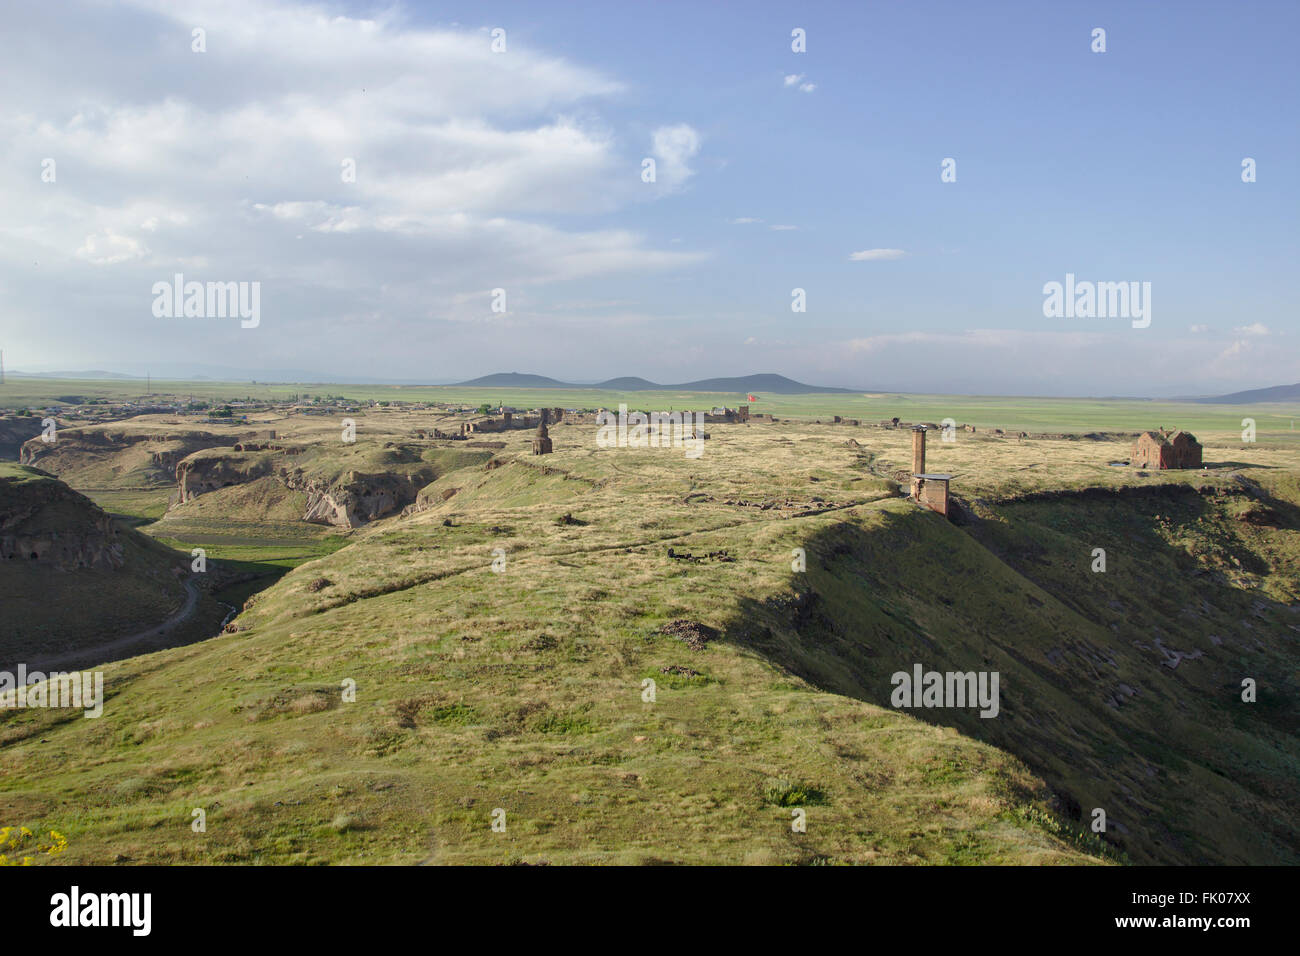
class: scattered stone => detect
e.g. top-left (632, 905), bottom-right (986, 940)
top-left (657, 619), bottom-right (719, 651)
top-left (660, 664), bottom-right (701, 678)
top-left (666, 547), bottom-right (734, 563)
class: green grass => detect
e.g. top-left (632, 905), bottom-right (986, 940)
top-left (4, 376), bottom-right (1298, 436)
top-left (2, 388), bottom-right (1296, 865)
top-left (80, 488), bottom-right (172, 525)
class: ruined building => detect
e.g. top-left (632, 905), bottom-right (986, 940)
top-left (702, 405), bottom-right (750, 424)
top-left (909, 425), bottom-right (951, 517)
top-left (532, 412), bottom-right (553, 456)
top-left (1131, 429), bottom-right (1203, 469)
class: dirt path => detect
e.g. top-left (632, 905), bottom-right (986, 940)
top-left (24, 578), bottom-right (202, 671)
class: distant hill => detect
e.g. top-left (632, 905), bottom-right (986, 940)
top-left (671, 374), bottom-right (855, 394)
top-left (1185, 382), bottom-right (1300, 404)
top-left (594, 376), bottom-right (660, 390)
top-left (452, 373), bottom-right (571, 388)
top-left (452, 372), bottom-right (854, 394)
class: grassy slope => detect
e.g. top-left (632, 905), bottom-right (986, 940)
top-left (0, 430), bottom-right (1113, 865)
top-left (737, 492), bottom-right (1298, 865)
top-left (0, 464), bottom-right (228, 664)
top-left (2, 417), bottom-right (1295, 865)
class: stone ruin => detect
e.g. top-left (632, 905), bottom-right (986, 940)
top-left (908, 425), bottom-right (952, 517)
top-left (702, 405), bottom-right (750, 424)
top-left (1131, 429), bottom-right (1203, 470)
top-left (532, 411), bottom-right (553, 456)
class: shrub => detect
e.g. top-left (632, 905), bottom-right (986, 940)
top-left (762, 778), bottom-right (828, 807)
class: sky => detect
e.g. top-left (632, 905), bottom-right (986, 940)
top-left (0, 0), bottom-right (1296, 396)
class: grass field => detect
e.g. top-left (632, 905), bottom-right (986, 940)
top-left (4, 377), bottom-right (1298, 438)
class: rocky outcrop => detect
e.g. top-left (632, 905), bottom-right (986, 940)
top-left (175, 453), bottom-right (273, 503)
top-left (172, 442), bottom-right (435, 528)
top-left (286, 469), bottom-right (432, 528)
top-left (20, 427), bottom-right (151, 466)
top-left (399, 483), bottom-right (458, 518)
top-left (0, 468), bottom-right (125, 570)
top-left (22, 427), bottom-right (239, 486)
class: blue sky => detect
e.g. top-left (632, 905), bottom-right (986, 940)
top-left (1, 0), bottom-right (1296, 395)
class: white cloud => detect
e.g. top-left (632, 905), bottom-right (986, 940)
top-left (769, 224), bottom-right (798, 231)
top-left (651, 124), bottom-right (702, 189)
top-left (799, 83), bottom-right (816, 93)
top-left (1189, 324), bottom-right (1209, 333)
top-left (849, 248), bottom-right (906, 261)
top-left (75, 230), bottom-right (149, 265)
top-left (730, 217), bottom-right (763, 224)
top-left (1233, 322), bottom-right (1270, 336)
top-left (784, 74), bottom-right (804, 86)
top-left (0, 0), bottom-right (708, 377)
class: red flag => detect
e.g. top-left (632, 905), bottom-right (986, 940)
top-left (746, 394), bottom-right (757, 402)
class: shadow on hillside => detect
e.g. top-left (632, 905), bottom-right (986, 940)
top-left (0, 553), bottom-right (287, 674)
top-left (1204, 460), bottom-right (1281, 469)
top-left (720, 494), bottom-right (1300, 865)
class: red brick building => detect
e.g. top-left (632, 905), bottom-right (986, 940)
top-left (1132, 429), bottom-right (1202, 469)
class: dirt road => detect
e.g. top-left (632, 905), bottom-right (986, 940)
top-left (23, 578), bottom-right (203, 671)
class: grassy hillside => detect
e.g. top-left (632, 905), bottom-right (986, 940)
top-left (0, 463), bottom-right (229, 666)
top-left (0, 433), bottom-right (1117, 865)
top-left (736, 491), bottom-right (1298, 864)
top-left (2, 416), bottom-right (1296, 864)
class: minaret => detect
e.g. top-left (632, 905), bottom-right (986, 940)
top-left (910, 425), bottom-right (927, 498)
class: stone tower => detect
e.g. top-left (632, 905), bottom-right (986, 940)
top-left (531, 409), bottom-right (553, 456)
